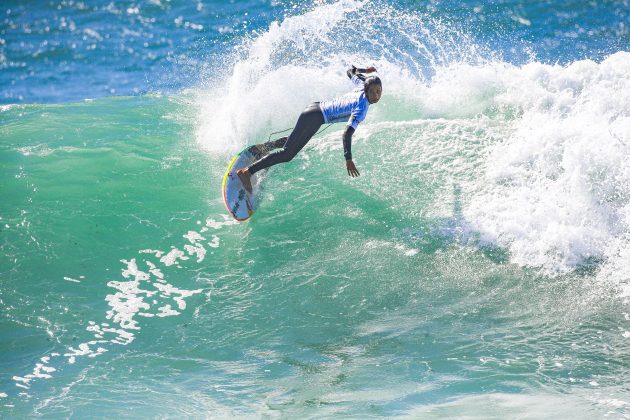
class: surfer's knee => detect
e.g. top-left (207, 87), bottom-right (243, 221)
top-left (278, 148), bottom-right (297, 162)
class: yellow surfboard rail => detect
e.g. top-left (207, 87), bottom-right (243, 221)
top-left (222, 146), bottom-right (256, 222)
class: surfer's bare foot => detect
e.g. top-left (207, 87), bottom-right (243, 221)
top-left (237, 168), bottom-right (253, 193)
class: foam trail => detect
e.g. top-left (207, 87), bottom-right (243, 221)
top-left (9, 215), bottom-right (235, 395)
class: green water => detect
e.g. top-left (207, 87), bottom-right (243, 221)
top-left (1, 95), bottom-right (628, 417)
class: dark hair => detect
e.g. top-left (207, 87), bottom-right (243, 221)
top-left (364, 76), bottom-right (382, 94)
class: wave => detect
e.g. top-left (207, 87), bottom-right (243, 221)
top-left (193, 0), bottom-right (630, 288)
top-left (463, 53), bottom-right (630, 283)
top-left (193, 0), bottom-right (487, 153)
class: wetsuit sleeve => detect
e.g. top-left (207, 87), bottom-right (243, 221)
top-left (347, 67), bottom-right (366, 87)
top-left (347, 98), bottom-right (368, 130)
top-left (342, 126), bottom-right (355, 161)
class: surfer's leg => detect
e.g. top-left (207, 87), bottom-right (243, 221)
top-left (266, 137), bottom-right (288, 150)
top-left (247, 103), bottom-right (324, 175)
top-left (255, 137), bottom-right (287, 156)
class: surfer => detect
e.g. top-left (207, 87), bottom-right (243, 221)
top-left (237, 65), bottom-right (382, 193)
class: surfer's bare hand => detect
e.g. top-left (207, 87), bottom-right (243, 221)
top-left (346, 160), bottom-right (360, 177)
top-left (365, 66), bottom-right (377, 73)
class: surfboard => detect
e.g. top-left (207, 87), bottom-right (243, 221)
top-left (222, 145), bottom-right (265, 221)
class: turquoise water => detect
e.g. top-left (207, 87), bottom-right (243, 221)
top-left (2, 0), bottom-right (630, 417)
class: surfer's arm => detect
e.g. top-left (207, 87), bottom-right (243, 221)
top-left (347, 65), bottom-right (377, 79)
top-left (347, 67), bottom-right (366, 82)
top-left (344, 128), bottom-right (360, 178)
top-left (347, 65), bottom-right (377, 85)
top-left (342, 125), bottom-right (355, 161)
top-left (343, 96), bottom-right (369, 176)
top-left (343, 99), bottom-right (368, 163)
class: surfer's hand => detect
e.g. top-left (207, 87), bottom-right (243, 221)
top-left (351, 65), bottom-right (376, 74)
top-left (346, 160), bottom-right (360, 177)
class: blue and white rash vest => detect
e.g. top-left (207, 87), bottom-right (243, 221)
top-left (319, 74), bottom-right (369, 130)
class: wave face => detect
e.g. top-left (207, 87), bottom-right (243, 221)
top-left (196, 0), bottom-right (630, 283)
top-left (1, 0), bottom-right (629, 417)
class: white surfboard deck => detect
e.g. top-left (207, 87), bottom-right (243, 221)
top-left (222, 145), bottom-right (264, 221)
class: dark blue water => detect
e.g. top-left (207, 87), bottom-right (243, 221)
top-left (2, 0), bottom-right (628, 104)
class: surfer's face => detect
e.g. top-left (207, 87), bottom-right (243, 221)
top-left (367, 84), bottom-right (382, 104)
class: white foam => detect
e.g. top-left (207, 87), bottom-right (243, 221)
top-left (193, 0), bottom-right (480, 154)
top-left (195, 0), bottom-right (363, 153)
top-left (64, 341), bottom-right (108, 363)
top-left (160, 248), bottom-right (189, 266)
top-left (120, 258), bottom-right (151, 281)
top-left (365, 239), bottom-right (419, 257)
top-left (105, 259), bottom-right (154, 330)
top-left (184, 244), bottom-right (206, 263)
top-left (183, 231), bottom-right (207, 262)
top-left (154, 283), bottom-right (202, 311)
top-left (204, 216), bottom-right (237, 230)
top-left (12, 362), bottom-right (57, 386)
top-left (0, 104), bottom-right (21, 112)
top-left (461, 52), bottom-right (630, 282)
top-left (207, 235), bottom-right (220, 248)
top-left (183, 230), bottom-right (205, 243)
top-left (145, 261), bottom-right (164, 280)
top-left (156, 304), bottom-right (179, 317)
top-left (139, 249), bottom-right (165, 258)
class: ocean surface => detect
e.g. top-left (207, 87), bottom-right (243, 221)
top-left (1, 0), bottom-right (629, 417)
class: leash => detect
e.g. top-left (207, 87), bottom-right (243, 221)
top-left (267, 123), bottom-right (333, 142)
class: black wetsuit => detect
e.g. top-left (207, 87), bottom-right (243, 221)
top-left (247, 68), bottom-right (369, 175)
top-left (248, 102), bottom-right (324, 175)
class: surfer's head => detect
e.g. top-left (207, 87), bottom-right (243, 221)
top-left (364, 76), bottom-right (382, 104)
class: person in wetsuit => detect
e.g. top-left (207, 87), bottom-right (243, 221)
top-left (237, 65), bottom-right (382, 192)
